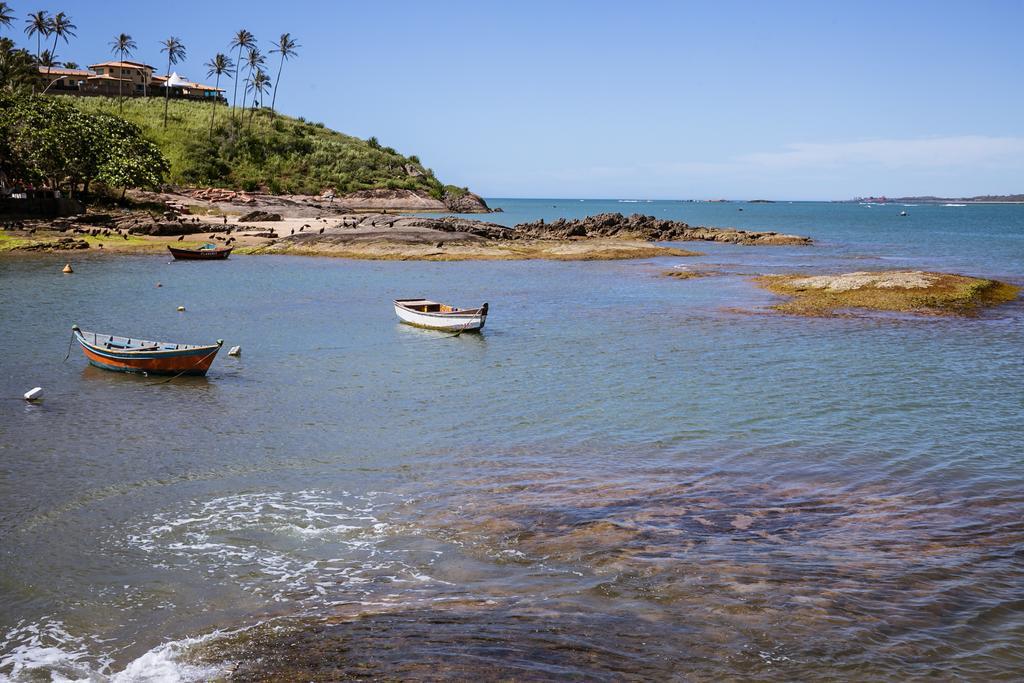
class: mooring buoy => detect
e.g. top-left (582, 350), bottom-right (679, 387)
top-left (177, 305), bottom-right (186, 312)
top-left (24, 387), bottom-right (43, 401)
top-left (228, 345), bottom-right (241, 356)
top-left (62, 264), bottom-right (73, 274)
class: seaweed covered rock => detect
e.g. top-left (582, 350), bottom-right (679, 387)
top-left (756, 270), bottom-right (1020, 315)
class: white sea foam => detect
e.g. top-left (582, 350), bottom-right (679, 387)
top-left (0, 618), bottom-right (236, 683)
top-left (121, 490), bottom-right (440, 604)
top-left (0, 619), bottom-right (107, 682)
top-left (108, 632), bottom-right (227, 683)
top-left (3, 490), bottom-right (454, 681)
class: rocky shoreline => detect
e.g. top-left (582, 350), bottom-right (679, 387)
top-left (513, 213), bottom-right (812, 245)
top-left (1, 206), bottom-right (814, 261)
top-left (141, 187), bottom-right (495, 218)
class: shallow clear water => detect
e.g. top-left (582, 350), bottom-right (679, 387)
top-left (1, 200), bottom-right (1022, 680)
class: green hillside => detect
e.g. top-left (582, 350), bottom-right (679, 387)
top-left (65, 96), bottom-right (461, 198)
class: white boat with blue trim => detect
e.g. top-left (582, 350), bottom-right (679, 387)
top-left (393, 299), bottom-right (488, 332)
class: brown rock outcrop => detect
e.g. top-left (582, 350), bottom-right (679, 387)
top-left (444, 191), bottom-right (492, 213)
top-left (238, 210), bottom-right (282, 222)
top-left (513, 212), bottom-right (812, 245)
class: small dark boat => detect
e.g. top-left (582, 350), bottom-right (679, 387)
top-left (72, 325), bottom-right (223, 376)
top-left (168, 243), bottom-right (232, 260)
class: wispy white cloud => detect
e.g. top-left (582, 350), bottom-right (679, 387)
top-left (512, 135), bottom-right (1024, 198)
top-left (738, 136), bottom-right (1024, 170)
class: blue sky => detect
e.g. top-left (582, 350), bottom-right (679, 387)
top-left (6, 0), bottom-right (1023, 199)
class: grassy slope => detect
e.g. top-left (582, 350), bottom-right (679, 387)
top-left (66, 96), bottom-right (463, 197)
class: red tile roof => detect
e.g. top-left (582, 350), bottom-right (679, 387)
top-left (89, 60), bottom-right (154, 70)
top-left (37, 66), bottom-right (93, 77)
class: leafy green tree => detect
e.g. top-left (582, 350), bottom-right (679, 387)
top-left (204, 52), bottom-right (232, 138)
top-left (159, 36), bottom-right (185, 128)
top-left (95, 113), bottom-right (170, 197)
top-left (4, 95), bottom-right (95, 194)
top-left (62, 60), bottom-right (77, 68)
top-left (228, 28), bottom-right (254, 118)
top-left (44, 11), bottom-right (75, 82)
top-left (1, 93), bottom-right (169, 196)
top-left (269, 33), bottom-right (297, 116)
top-left (109, 33), bottom-right (137, 112)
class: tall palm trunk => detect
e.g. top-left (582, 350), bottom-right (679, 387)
top-left (33, 34), bottom-right (40, 93)
top-left (240, 64), bottom-right (252, 114)
top-left (162, 53), bottom-right (171, 128)
top-left (46, 32), bottom-right (58, 82)
top-left (117, 48), bottom-right (124, 112)
top-left (271, 53), bottom-right (284, 116)
top-left (232, 45), bottom-right (243, 119)
top-left (209, 72), bottom-right (221, 139)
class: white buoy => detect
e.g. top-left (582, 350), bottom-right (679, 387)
top-left (228, 345), bottom-right (241, 356)
top-left (62, 263), bottom-right (73, 274)
top-left (24, 387), bottom-right (43, 401)
top-left (177, 305), bottom-right (186, 312)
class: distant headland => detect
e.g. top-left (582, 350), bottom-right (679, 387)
top-left (845, 194), bottom-right (1024, 204)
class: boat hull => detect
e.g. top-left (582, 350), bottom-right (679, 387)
top-left (394, 302), bottom-right (487, 332)
top-left (168, 246), bottom-right (232, 260)
top-left (74, 330), bottom-right (221, 376)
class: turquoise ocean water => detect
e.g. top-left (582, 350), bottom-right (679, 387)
top-left (0, 199), bottom-right (1021, 679)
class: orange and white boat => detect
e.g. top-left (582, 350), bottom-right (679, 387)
top-left (72, 325), bottom-right (223, 376)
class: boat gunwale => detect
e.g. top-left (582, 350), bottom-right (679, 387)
top-left (74, 329), bottom-right (221, 359)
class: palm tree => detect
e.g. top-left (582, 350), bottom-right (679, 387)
top-left (239, 46), bottom-right (264, 113)
top-left (0, 36), bottom-right (36, 93)
top-left (37, 48), bottom-right (58, 67)
top-left (0, 3), bottom-right (15, 32)
top-left (109, 33), bottom-right (137, 112)
top-left (228, 29), bottom-right (254, 119)
top-left (159, 36), bottom-right (186, 128)
top-left (45, 12), bottom-right (75, 83)
top-left (62, 61), bottom-right (78, 68)
top-left (269, 33), bottom-right (298, 117)
top-left (204, 52), bottom-right (233, 138)
top-left (24, 10), bottom-right (49, 90)
top-left (247, 69), bottom-right (271, 129)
